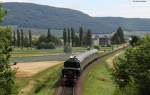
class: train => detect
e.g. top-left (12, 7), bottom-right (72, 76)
top-left (60, 45), bottom-right (127, 85)
top-left (61, 49), bottom-right (99, 85)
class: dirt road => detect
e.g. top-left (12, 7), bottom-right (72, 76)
top-left (106, 52), bottom-right (123, 69)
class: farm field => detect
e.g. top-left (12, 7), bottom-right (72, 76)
top-left (11, 46), bottom-right (121, 63)
top-left (11, 47), bottom-right (87, 63)
top-left (12, 61), bottom-right (63, 77)
top-left (16, 64), bottom-right (62, 95)
top-left (12, 47), bottom-right (87, 57)
top-left (83, 50), bottom-right (124, 95)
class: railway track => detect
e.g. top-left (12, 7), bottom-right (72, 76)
top-left (56, 86), bottom-right (75, 95)
top-left (56, 45), bottom-right (127, 95)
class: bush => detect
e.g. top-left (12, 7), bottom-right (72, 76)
top-left (129, 36), bottom-right (140, 46)
top-left (113, 36), bottom-right (150, 95)
top-left (0, 28), bottom-right (18, 95)
top-left (93, 45), bottom-right (100, 50)
top-left (47, 42), bottom-right (56, 49)
top-left (37, 35), bottom-right (62, 46)
top-left (37, 42), bottom-right (56, 49)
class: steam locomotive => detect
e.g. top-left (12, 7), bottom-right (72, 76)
top-left (61, 49), bottom-right (98, 85)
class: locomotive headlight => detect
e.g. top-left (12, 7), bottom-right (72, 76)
top-left (64, 75), bottom-right (67, 78)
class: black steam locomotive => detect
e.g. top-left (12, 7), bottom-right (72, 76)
top-left (61, 49), bottom-right (98, 85)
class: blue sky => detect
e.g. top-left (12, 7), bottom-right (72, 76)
top-left (4, 0), bottom-right (150, 18)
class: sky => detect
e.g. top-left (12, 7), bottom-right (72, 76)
top-left (3, 0), bottom-right (150, 18)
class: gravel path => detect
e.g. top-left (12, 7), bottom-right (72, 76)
top-left (106, 52), bottom-right (123, 69)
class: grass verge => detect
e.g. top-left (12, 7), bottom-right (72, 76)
top-left (11, 47), bottom-right (86, 58)
top-left (16, 64), bottom-right (62, 95)
top-left (83, 50), bottom-right (123, 95)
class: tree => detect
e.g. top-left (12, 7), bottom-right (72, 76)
top-left (37, 42), bottom-right (56, 49)
top-left (16, 29), bottom-right (20, 47)
top-left (68, 28), bottom-right (71, 45)
top-left (20, 29), bottom-right (24, 49)
top-left (24, 35), bottom-right (29, 48)
top-left (117, 27), bottom-right (125, 43)
top-left (28, 30), bottom-right (32, 48)
top-left (0, 6), bottom-right (18, 95)
top-left (12, 31), bottom-right (16, 47)
top-left (47, 28), bottom-right (51, 42)
top-left (74, 35), bottom-right (80, 47)
top-left (113, 35), bottom-right (150, 95)
top-left (63, 28), bottom-right (67, 46)
top-left (79, 27), bottom-right (83, 46)
top-left (36, 33), bottom-right (62, 48)
top-left (130, 36), bottom-right (140, 46)
top-left (111, 27), bottom-right (125, 44)
top-left (86, 29), bottom-right (92, 46)
top-left (111, 32), bottom-right (120, 44)
top-left (0, 5), bottom-right (6, 22)
top-left (71, 27), bottom-right (75, 47)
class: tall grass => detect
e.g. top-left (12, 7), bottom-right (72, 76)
top-left (83, 50), bottom-right (124, 95)
top-left (16, 65), bottom-right (62, 95)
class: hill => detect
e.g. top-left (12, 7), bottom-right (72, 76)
top-left (2, 2), bottom-right (150, 34)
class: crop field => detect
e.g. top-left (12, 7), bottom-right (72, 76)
top-left (11, 47), bottom-right (87, 63)
top-left (16, 64), bottom-right (62, 95)
top-left (83, 50), bottom-right (124, 95)
top-left (11, 46), bottom-right (118, 63)
top-left (12, 47), bottom-right (87, 57)
top-left (12, 61), bottom-right (63, 77)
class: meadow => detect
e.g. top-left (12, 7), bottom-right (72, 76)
top-left (83, 50), bottom-right (124, 95)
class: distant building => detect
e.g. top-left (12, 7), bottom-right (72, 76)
top-left (99, 37), bottom-right (111, 46)
top-left (93, 38), bottom-right (99, 46)
top-left (92, 34), bottom-right (100, 45)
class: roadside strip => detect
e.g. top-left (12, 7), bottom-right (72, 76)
top-left (80, 48), bottom-right (126, 95)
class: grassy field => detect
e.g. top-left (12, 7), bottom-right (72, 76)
top-left (10, 47), bottom-right (87, 63)
top-left (12, 47), bottom-right (87, 58)
top-left (83, 50), bottom-right (123, 95)
top-left (16, 64), bottom-right (62, 95)
top-left (12, 46), bottom-right (121, 58)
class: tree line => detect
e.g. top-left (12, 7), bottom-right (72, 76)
top-left (12, 27), bottom-right (93, 49)
top-left (63, 27), bottom-right (92, 47)
top-left (35, 28), bottom-right (62, 49)
top-left (12, 28), bottom-right (62, 49)
top-left (12, 29), bottom-right (32, 49)
top-left (113, 35), bottom-right (150, 95)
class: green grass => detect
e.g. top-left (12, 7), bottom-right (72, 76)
top-left (12, 47), bottom-right (87, 58)
top-left (16, 64), bottom-right (62, 95)
top-left (32, 65), bottom-right (62, 95)
top-left (12, 46), bottom-right (121, 58)
top-left (13, 47), bottom-right (86, 53)
top-left (83, 50), bottom-right (123, 95)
